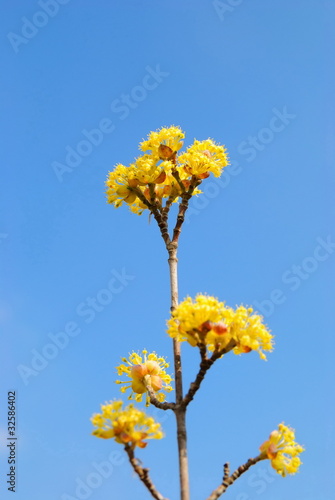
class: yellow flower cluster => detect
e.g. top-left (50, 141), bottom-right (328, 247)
top-left (91, 400), bottom-right (163, 449)
top-left (259, 423), bottom-right (304, 476)
top-left (116, 350), bottom-right (173, 405)
top-left (178, 139), bottom-right (228, 178)
top-left (106, 126), bottom-right (229, 214)
top-left (166, 294), bottom-right (273, 360)
top-left (140, 126), bottom-right (185, 157)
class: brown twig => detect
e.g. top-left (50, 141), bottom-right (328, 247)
top-left (167, 244), bottom-right (190, 500)
top-left (223, 463), bottom-right (230, 482)
top-left (124, 444), bottom-right (169, 500)
top-left (206, 456), bottom-right (263, 500)
top-left (162, 193), bottom-right (178, 225)
top-left (148, 183), bottom-right (157, 205)
top-left (146, 385), bottom-right (175, 411)
top-left (150, 171), bottom-right (199, 500)
top-left (150, 202), bottom-right (171, 247)
top-left (181, 338), bottom-right (237, 409)
top-left (172, 180), bottom-right (201, 244)
top-left (181, 347), bottom-right (220, 409)
top-left (171, 169), bottom-right (187, 194)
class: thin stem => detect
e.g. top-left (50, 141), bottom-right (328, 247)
top-left (181, 348), bottom-right (218, 409)
top-left (223, 463), bottom-right (230, 482)
top-left (171, 169), bottom-right (187, 194)
top-left (172, 180), bottom-right (201, 243)
top-left (174, 408), bottom-right (189, 500)
top-left (131, 186), bottom-right (171, 246)
top-left (151, 203), bottom-right (171, 247)
top-left (152, 181), bottom-right (194, 500)
top-left (162, 193), bottom-right (178, 225)
top-left (146, 385), bottom-right (175, 411)
top-left (124, 445), bottom-right (169, 500)
top-left (182, 339), bottom-right (237, 409)
top-left (168, 244), bottom-right (190, 500)
top-left (206, 456), bottom-right (263, 500)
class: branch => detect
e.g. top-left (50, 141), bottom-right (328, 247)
top-left (161, 193), bottom-right (178, 225)
top-left (146, 385), bottom-right (175, 411)
top-left (181, 346), bottom-right (220, 408)
top-left (130, 186), bottom-right (170, 246)
top-left (172, 179), bottom-right (201, 244)
top-left (206, 456), bottom-right (263, 500)
top-left (167, 238), bottom-right (190, 499)
top-left (125, 444), bottom-right (169, 500)
top-left (171, 169), bottom-right (187, 194)
top-left (150, 201), bottom-right (171, 247)
top-left (223, 463), bottom-right (230, 482)
top-left (181, 338), bottom-right (237, 408)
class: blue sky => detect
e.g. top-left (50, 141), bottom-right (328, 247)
top-left (1, 1), bottom-right (334, 499)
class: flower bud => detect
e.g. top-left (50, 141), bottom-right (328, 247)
top-left (131, 378), bottom-right (147, 394)
top-left (128, 178), bottom-right (139, 188)
top-left (158, 144), bottom-right (173, 159)
top-left (212, 322), bottom-right (228, 334)
top-left (124, 191), bottom-right (137, 204)
top-left (198, 172), bottom-right (210, 179)
top-left (267, 443), bottom-right (278, 459)
top-left (131, 364), bottom-right (148, 379)
top-left (154, 170), bottom-right (167, 184)
top-left (150, 375), bottom-right (163, 391)
top-left (200, 320), bottom-right (214, 333)
top-left (145, 360), bottom-right (160, 375)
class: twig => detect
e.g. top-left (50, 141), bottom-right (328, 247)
top-left (125, 444), bottom-right (169, 500)
top-left (167, 242), bottom-right (190, 500)
top-left (172, 169), bottom-right (187, 194)
top-left (146, 385), bottom-right (175, 411)
top-left (206, 456), bottom-right (263, 500)
top-left (223, 463), bottom-right (230, 482)
top-left (151, 173), bottom-right (195, 500)
top-left (150, 202), bottom-right (171, 247)
top-left (181, 338), bottom-right (237, 409)
top-left (181, 347), bottom-right (221, 409)
top-left (172, 180), bottom-right (201, 244)
top-left (162, 193), bottom-right (178, 225)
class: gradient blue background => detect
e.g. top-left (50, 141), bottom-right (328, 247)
top-left (1, 1), bottom-right (334, 499)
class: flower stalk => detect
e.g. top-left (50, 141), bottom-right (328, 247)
top-left (206, 457), bottom-right (263, 500)
top-left (167, 242), bottom-right (189, 500)
top-left (125, 444), bottom-right (168, 500)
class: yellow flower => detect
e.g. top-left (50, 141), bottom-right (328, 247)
top-left (105, 164), bottom-right (138, 208)
top-left (140, 126), bottom-right (185, 158)
top-left (167, 295), bottom-right (228, 347)
top-left (116, 350), bottom-right (173, 405)
top-left (178, 139), bottom-right (229, 178)
top-left (228, 305), bottom-right (273, 360)
top-left (91, 400), bottom-right (163, 449)
top-left (167, 294), bottom-right (273, 359)
top-left (259, 423), bottom-right (304, 476)
top-left (133, 155), bottom-right (173, 185)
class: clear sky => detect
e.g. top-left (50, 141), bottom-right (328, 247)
top-left (1, 1), bottom-right (334, 499)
